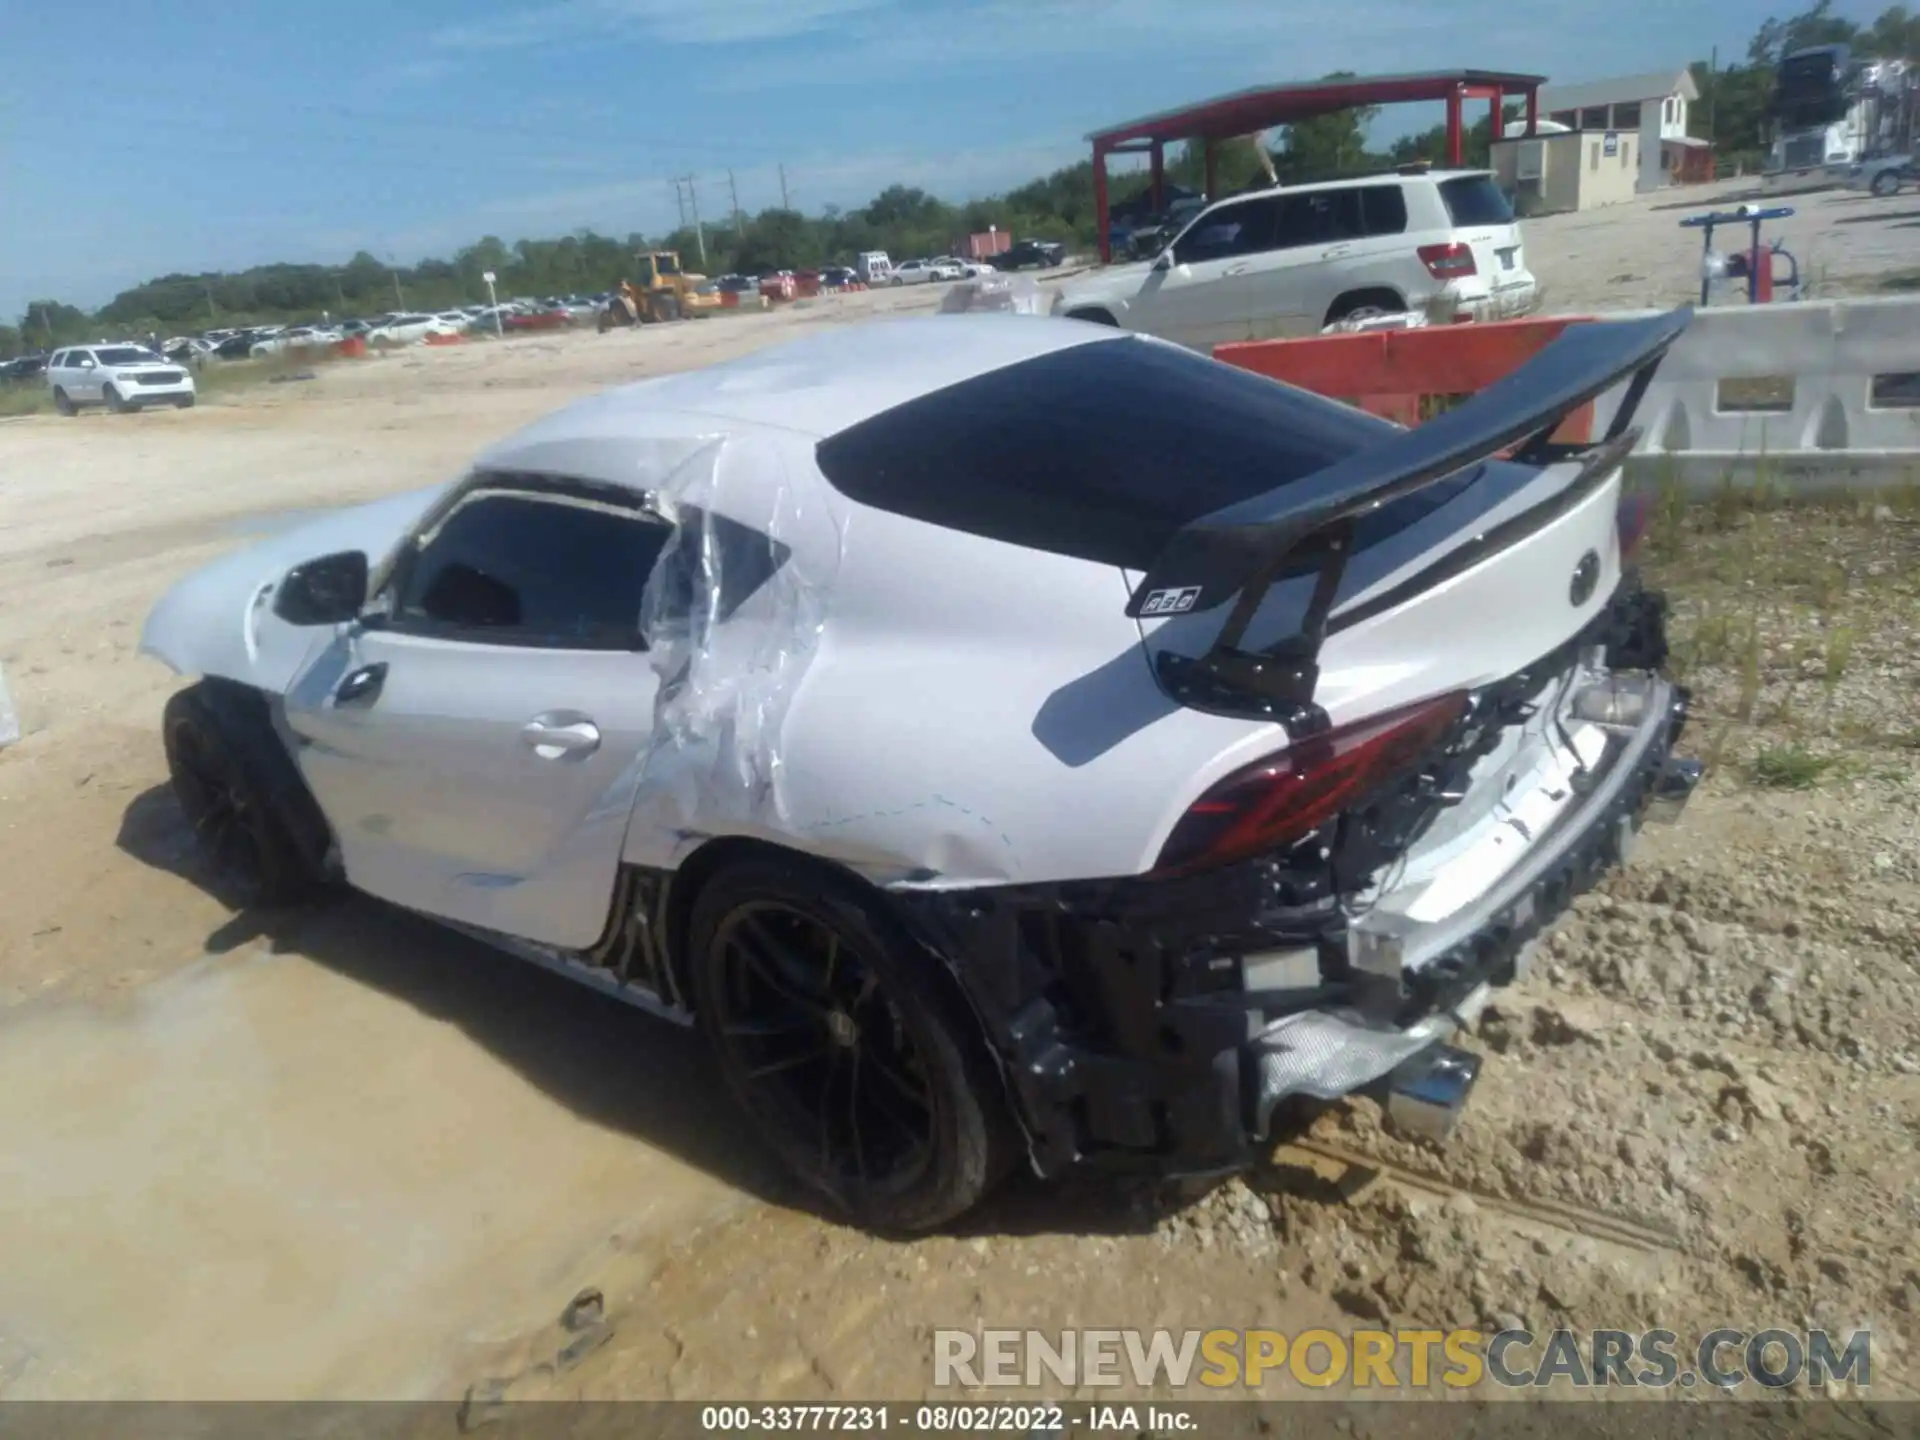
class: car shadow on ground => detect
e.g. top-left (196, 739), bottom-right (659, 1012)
top-left (116, 783), bottom-right (1222, 1243)
top-left (1834, 207), bottom-right (1920, 225)
top-left (114, 783), bottom-right (796, 1214)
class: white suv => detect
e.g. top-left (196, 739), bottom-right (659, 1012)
top-left (47, 345), bottom-right (196, 415)
top-left (1053, 169), bottom-right (1539, 350)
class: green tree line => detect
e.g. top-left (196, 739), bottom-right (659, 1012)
top-left (4, 4), bottom-right (1914, 360)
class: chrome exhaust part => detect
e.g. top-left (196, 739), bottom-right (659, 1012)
top-left (1384, 1043), bottom-right (1481, 1144)
top-left (1645, 756), bottom-right (1704, 825)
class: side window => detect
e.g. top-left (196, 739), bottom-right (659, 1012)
top-left (392, 489), bottom-right (673, 650)
top-left (1359, 185), bottom-right (1409, 236)
top-left (1268, 191), bottom-right (1362, 250)
top-left (1173, 202), bottom-right (1258, 264)
top-left (49, 351), bottom-right (66, 368)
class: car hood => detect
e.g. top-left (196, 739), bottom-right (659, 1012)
top-left (140, 484), bottom-right (448, 694)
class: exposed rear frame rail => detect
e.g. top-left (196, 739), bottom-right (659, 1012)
top-left (1132, 308), bottom-right (1694, 734)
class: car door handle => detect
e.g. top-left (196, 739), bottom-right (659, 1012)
top-left (335, 662), bottom-right (387, 707)
top-left (520, 713), bottom-right (601, 759)
top-left (1222, 262), bottom-right (1250, 276)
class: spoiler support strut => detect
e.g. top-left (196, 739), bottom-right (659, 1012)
top-left (1135, 308), bottom-right (1692, 732)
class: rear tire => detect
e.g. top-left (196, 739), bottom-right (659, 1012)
top-left (1325, 290), bottom-right (1407, 327)
top-left (53, 387), bottom-right (76, 417)
top-left (688, 856), bottom-right (1018, 1233)
top-left (163, 680), bottom-right (332, 910)
top-left (1871, 170), bottom-right (1902, 198)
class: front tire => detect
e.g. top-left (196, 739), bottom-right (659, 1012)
top-left (174, 394), bottom-right (195, 409)
top-left (1871, 170), bottom-right (1902, 198)
top-left (163, 680), bottom-right (331, 909)
top-left (104, 383), bottom-right (131, 414)
top-left (688, 856), bottom-right (1017, 1233)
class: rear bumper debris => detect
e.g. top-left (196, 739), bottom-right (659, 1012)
top-left (895, 590), bottom-right (1693, 1179)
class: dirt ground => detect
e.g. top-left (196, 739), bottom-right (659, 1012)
top-left (1, 208), bottom-right (1917, 1408)
top-left (1518, 175), bottom-right (1920, 311)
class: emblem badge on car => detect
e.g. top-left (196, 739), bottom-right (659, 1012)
top-left (1569, 550), bottom-right (1600, 606)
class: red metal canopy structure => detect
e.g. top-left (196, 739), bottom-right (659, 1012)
top-left (1088, 69), bottom-right (1547, 262)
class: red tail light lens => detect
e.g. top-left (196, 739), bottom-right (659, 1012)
top-left (1417, 242), bottom-right (1478, 279)
top-left (1155, 692), bottom-right (1469, 874)
top-left (1617, 492), bottom-right (1654, 561)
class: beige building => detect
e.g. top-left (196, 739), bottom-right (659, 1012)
top-left (1490, 68), bottom-right (1702, 214)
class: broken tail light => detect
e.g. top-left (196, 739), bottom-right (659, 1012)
top-left (1417, 242), bottom-right (1478, 279)
top-left (1155, 691), bottom-right (1470, 874)
top-left (1616, 492), bottom-right (1654, 562)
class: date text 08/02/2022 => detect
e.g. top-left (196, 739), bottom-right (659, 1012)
top-left (699, 1404), bottom-right (1196, 1433)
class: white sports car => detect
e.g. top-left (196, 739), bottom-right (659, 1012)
top-left (140, 311), bottom-right (1700, 1231)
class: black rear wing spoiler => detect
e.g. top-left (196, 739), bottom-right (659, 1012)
top-left (1129, 306), bottom-right (1692, 730)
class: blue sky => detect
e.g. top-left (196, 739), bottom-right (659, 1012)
top-left (0, 0), bottom-right (1869, 316)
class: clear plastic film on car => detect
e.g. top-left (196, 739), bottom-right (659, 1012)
top-left (627, 431), bottom-right (841, 861)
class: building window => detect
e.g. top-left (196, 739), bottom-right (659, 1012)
top-left (1551, 109), bottom-right (1578, 129)
top-left (1663, 97), bottom-right (1676, 124)
top-left (1581, 106), bottom-right (1609, 129)
top-left (1614, 101), bottom-right (1642, 129)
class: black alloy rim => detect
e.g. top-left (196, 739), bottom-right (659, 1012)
top-left (710, 901), bottom-right (936, 1201)
top-left (168, 719), bottom-right (263, 890)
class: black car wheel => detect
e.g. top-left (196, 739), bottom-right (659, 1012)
top-left (1871, 169), bottom-right (1902, 197)
top-left (104, 383), bottom-right (131, 414)
top-left (163, 680), bottom-right (331, 909)
top-left (689, 857), bottom-right (1017, 1233)
top-left (53, 387), bottom-right (76, 417)
top-left (174, 394), bottom-right (195, 409)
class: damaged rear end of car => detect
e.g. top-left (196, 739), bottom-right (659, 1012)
top-left (853, 311), bottom-right (1702, 1179)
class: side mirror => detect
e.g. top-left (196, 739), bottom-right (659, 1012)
top-left (274, 550), bottom-right (369, 626)
top-left (80, 358), bottom-right (98, 369)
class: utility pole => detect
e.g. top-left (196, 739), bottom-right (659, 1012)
top-left (1707, 45), bottom-right (1718, 144)
top-left (728, 170), bottom-right (744, 236)
top-left (671, 177), bottom-right (690, 233)
top-left (682, 174), bottom-right (707, 266)
top-left (388, 254), bottom-right (405, 309)
top-left (779, 163), bottom-right (791, 210)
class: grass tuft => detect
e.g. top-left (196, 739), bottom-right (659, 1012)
top-left (1750, 745), bottom-right (1841, 790)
